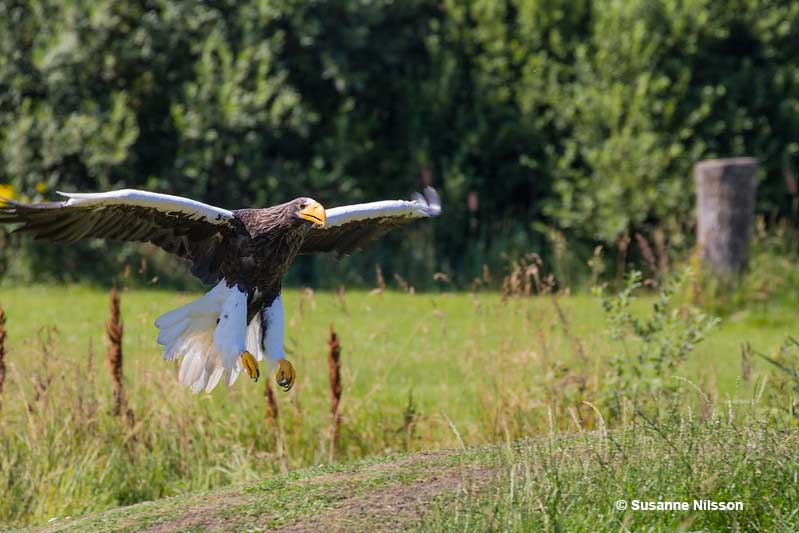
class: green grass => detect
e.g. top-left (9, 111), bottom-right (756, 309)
top-left (43, 448), bottom-right (478, 531)
top-left (39, 418), bottom-right (799, 532)
top-left (0, 283), bottom-right (795, 527)
top-left (424, 419), bottom-right (799, 532)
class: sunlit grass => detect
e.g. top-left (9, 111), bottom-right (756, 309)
top-left (0, 284), bottom-right (793, 526)
top-left (423, 419), bottom-right (799, 532)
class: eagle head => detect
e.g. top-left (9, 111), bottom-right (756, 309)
top-left (292, 198), bottom-right (326, 227)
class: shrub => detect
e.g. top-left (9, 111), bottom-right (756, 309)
top-left (1, 0), bottom-right (797, 285)
top-left (597, 269), bottom-right (720, 415)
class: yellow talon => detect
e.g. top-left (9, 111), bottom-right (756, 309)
top-left (276, 359), bottom-right (296, 392)
top-left (241, 351), bottom-right (260, 382)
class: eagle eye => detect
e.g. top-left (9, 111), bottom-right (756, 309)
top-left (298, 202), bottom-right (307, 210)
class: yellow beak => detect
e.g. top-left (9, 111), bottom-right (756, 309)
top-left (299, 200), bottom-right (326, 226)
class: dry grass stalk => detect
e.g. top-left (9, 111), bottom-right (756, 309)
top-left (616, 232), bottom-right (631, 289)
top-left (288, 390), bottom-right (303, 463)
top-left (501, 253), bottom-right (552, 300)
top-left (433, 272), bottom-right (451, 284)
top-left (501, 258), bottom-right (523, 300)
top-left (653, 226), bottom-right (670, 277)
top-left (29, 327), bottom-right (56, 411)
top-left (374, 264), bottom-right (386, 294)
top-left (298, 287), bottom-right (315, 317)
top-left (482, 264), bottom-right (493, 286)
top-left (0, 305), bottom-right (5, 410)
top-left (740, 343), bottom-right (752, 384)
top-left (335, 286), bottom-right (349, 316)
top-left (327, 325), bottom-right (342, 455)
top-left (635, 232), bottom-right (659, 285)
top-left (588, 245), bottom-right (604, 288)
top-left (106, 287), bottom-right (131, 422)
top-left (469, 277), bottom-right (483, 293)
top-left (264, 379), bottom-right (287, 471)
top-left (76, 340), bottom-right (99, 424)
top-left (393, 273), bottom-right (415, 294)
top-left (264, 379), bottom-right (280, 427)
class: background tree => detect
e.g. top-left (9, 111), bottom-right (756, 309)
top-left (1, 0), bottom-right (796, 287)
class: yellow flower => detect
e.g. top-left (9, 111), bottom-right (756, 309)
top-left (0, 183), bottom-right (15, 205)
top-left (36, 182), bottom-right (49, 194)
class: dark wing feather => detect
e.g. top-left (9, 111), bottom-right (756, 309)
top-left (0, 189), bottom-right (238, 283)
top-left (299, 188), bottom-right (441, 256)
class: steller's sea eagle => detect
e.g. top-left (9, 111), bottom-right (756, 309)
top-left (0, 188), bottom-right (441, 393)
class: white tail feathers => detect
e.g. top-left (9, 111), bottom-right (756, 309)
top-left (155, 280), bottom-right (265, 393)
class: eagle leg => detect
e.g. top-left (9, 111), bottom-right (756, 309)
top-left (276, 359), bottom-right (296, 392)
top-left (258, 294), bottom-right (296, 393)
top-left (241, 351), bottom-right (260, 381)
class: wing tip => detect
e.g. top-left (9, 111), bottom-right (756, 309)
top-left (56, 191), bottom-right (80, 205)
top-left (413, 187), bottom-right (442, 217)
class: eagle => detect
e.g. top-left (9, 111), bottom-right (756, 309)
top-left (0, 188), bottom-right (441, 393)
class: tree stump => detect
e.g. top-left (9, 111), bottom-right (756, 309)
top-left (695, 157), bottom-right (758, 278)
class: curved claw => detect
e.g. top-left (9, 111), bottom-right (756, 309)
top-left (241, 351), bottom-right (260, 382)
top-left (276, 358), bottom-right (296, 392)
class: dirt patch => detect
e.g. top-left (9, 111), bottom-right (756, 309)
top-left (274, 465), bottom-right (494, 533)
top-left (142, 490), bottom-right (250, 533)
top-left (88, 450), bottom-right (493, 533)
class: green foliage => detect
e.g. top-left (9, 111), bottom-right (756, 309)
top-left (753, 336), bottom-right (799, 421)
top-left (693, 219), bottom-right (799, 315)
top-left (546, 0), bottom-right (799, 241)
top-left (0, 0), bottom-right (797, 285)
top-left (760, 337), bottom-right (799, 389)
top-left (598, 269), bottom-right (720, 405)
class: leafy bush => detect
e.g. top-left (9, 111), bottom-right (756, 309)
top-left (598, 269), bottom-right (720, 412)
top-left (545, 0), bottom-right (799, 241)
top-left (1, 0), bottom-right (797, 285)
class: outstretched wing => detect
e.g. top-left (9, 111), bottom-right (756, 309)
top-left (299, 187), bottom-right (441, 255)
top-left (0, 189), bottom-right (237, 283)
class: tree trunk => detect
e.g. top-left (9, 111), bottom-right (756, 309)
top-left (695, 157), bottom-right (758, 278)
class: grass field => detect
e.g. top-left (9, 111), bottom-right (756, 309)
top-left (0, 280), bottom-right (796, 528)
top-left (40, 422), bottom-right (799, 532)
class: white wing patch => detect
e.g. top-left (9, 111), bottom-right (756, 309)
top-left (323, 187), bottom-right (441, 228)
top-left (57, 188), bottom-right (234, 224)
